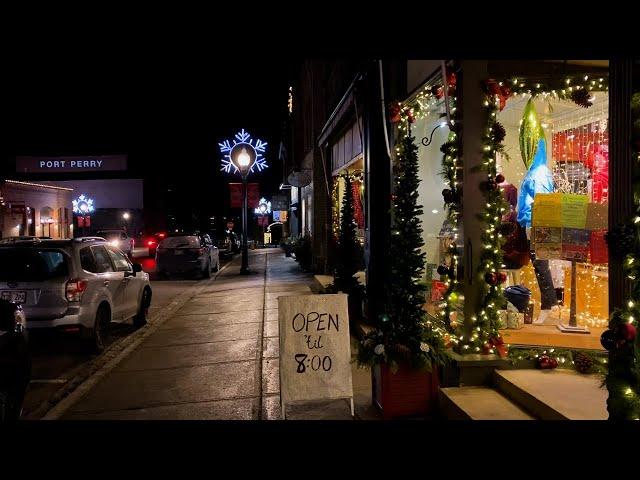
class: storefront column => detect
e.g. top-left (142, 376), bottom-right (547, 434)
top-left (461, 60), bottom-right (490, 342)
top-left (609, 59), bottom-right (634, 311)
top-left (363, 64), bottom-right (392, 322)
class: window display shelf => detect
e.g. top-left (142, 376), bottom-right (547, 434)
top-left (499, 324), bottom-right (606, 350)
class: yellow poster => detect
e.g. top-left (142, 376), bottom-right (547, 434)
top-left (561, 194), bottom-right (588, 229)
top-left (532, 193), bottom-right (562, 227)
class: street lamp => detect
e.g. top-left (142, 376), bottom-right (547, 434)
top-left (219, 129), bottom-right (268, 274)
top-left (122, 212), bottom-right (130, 220)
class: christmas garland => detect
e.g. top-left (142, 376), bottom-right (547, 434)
top-left (602, 90), bottom-right (640, 420)
top-left (390, 70), bottom-right (463, 343)
top-left (508, 346), bottom-right (608, 375)
top-left (467, 75), bottom-right (609, 357)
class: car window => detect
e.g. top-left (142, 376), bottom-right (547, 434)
top-left (159, 236), bottom-right (199, 248)
top-left (80, 246), bottom-right (98, 273)
top-left (91, 246), bottom-right (114, 273)
top-left (105, 246), bottom-right (132, 272)
top-left (0, 248), bottom-right (69, 281)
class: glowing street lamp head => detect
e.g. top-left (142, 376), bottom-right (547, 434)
top-left (237, 148), bottom-right (251, 168)
top-left (123, 212), bottom-right (131, 220)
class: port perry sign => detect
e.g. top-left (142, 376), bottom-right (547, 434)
top-left (16, 155), bottom-right (127, 173)
top-left (278, 294), bottom-right (354, 418)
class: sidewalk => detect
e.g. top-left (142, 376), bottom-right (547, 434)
top-left (60, 249), bottom-right (375, 420)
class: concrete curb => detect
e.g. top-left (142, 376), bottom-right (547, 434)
top-left (38, 261), bottom-right (234, 420)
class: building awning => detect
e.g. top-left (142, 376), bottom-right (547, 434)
top-left (317, 74), bottom-right (361, 147)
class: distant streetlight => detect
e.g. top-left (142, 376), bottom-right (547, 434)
top-left (219, 129), bottom-right (268, 274)
top-left (122, 212), bottom-right (131, 220)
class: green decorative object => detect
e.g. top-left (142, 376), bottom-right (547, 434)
top-left (519, 98), bottom-right (546, 170)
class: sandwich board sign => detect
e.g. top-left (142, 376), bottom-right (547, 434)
top-left (278, 293), bottom-right (354, 418)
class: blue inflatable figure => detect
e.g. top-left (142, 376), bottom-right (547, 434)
top-left (517, 137), bottom-right (554, 228)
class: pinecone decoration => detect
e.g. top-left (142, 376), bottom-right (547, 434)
top-left (570, 89), bottom-right (592, 108)
top-left (606, 222), bottom-right (638, 260)
top-left (574, 352), bottom-right (593, 374)
top-left (492, 122), bottom-right (506, 144)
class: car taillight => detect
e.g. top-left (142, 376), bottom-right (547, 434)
top-left (66, 279), bottom-right (88, 302)
top-left (147, 240), bottom-right (156, 246)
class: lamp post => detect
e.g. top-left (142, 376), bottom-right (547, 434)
top-left (219, 129), bottom-right (269, 275)
top-left (237, 148), bottom-right (251, 273)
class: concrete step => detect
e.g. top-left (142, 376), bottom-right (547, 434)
top-left (439, 386), bottom-right (536, 420)
top-left (493, 369), bottom-right (608, 420)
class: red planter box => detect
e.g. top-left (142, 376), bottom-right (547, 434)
top-left (372, 362), bottom-right (439, 419)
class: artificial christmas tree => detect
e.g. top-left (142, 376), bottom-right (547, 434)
top-left (358, 128), bottom-right (448, 418)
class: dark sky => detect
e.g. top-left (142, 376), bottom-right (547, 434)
top-left (6, 41), bottom-right (299, 231)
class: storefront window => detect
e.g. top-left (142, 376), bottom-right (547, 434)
top-left (495, 82), bottom-right (609, 350)
top-left (413, 96), bottom-right (463, 320)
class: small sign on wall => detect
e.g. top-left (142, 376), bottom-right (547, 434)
top-left (278, 294), bottom-right (354, 418)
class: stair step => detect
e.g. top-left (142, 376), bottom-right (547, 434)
top-left (493, 369), bottom-right (608, 420)
top-left (440, 386), bottom-right (536, 420)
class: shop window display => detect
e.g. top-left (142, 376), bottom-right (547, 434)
top-left (413, 100), bottom-right (463, 321)
top-left (495, 89), bottom-right (609, 349)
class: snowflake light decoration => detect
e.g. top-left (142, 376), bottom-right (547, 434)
top-left (72, 194), bottom-right (95, 215)
top-left (219, 129), bottom-right (268, 175)
top-left (254, 198), bottom-right (272, 215)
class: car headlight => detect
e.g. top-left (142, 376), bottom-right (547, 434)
top-left (13, 306), bottom-right (26, 333)
top-left (109, 240), bottom-right (120, 247)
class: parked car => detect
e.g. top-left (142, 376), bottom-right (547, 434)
top-left (0, 237), bottom-right (152, 352)
top-left (143, 232), bottom-right (166, 257)
top-left (0, 236), bottom-right (51, 244)
top-left (96, 230), bottom-right (134, 257)
top-left (156, 233), bottom-right (219, 278)
top-left (0, 299), bottom-right (30, 422)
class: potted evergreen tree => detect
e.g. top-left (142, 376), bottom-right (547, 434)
top-left (357, 130), bottom-right (449, 419)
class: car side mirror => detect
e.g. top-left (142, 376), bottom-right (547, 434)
top-left (132, 263), bottom-right (143, 273)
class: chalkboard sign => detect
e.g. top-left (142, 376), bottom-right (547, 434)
top-left (278, 294), bottom-right (354, 418)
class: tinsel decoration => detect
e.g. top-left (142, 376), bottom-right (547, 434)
top-left (570, 88), bottom-right (593, 108)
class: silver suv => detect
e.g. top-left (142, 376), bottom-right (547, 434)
top-left (0, 237), bottom-right (152, 352)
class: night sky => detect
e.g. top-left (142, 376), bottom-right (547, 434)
top-left (6, 42), bottom-right (299, 233)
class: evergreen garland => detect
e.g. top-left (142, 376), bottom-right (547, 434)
top-left (358, 127), bottom-right (448, 372)
top-left (604, 91), bottom-right (640, 420)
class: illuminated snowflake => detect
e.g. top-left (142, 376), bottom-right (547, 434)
top-left (219, 129), bottom-right (268, 174)
top-left (72, 194), bottom-right (94, 215)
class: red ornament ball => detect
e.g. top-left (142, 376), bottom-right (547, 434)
top-left (484, 272), bottom-right (498, 285)
top-left (537, 355), bottom-right (551, 369)
top-left (616, 323), bottom-right (637, 342)
top-left (549, 357), bottom-right (558, 369)
top-left (495, 174), bottom-right (505, 184)
top-left (600, 329), bottom-right (617, 351)
top-left (497, 272), bottom-right (508, 284)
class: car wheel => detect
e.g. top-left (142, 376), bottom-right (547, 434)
top-left (133, 288), bottom-right (151, 328)
top-left (83, 305), bottom-right (109, 353)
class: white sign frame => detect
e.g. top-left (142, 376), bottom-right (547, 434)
top-left (278, 294), bottom-right (354, 419)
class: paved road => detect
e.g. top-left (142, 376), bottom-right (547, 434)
top-left (20, 254), bottom-right (230, 419)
